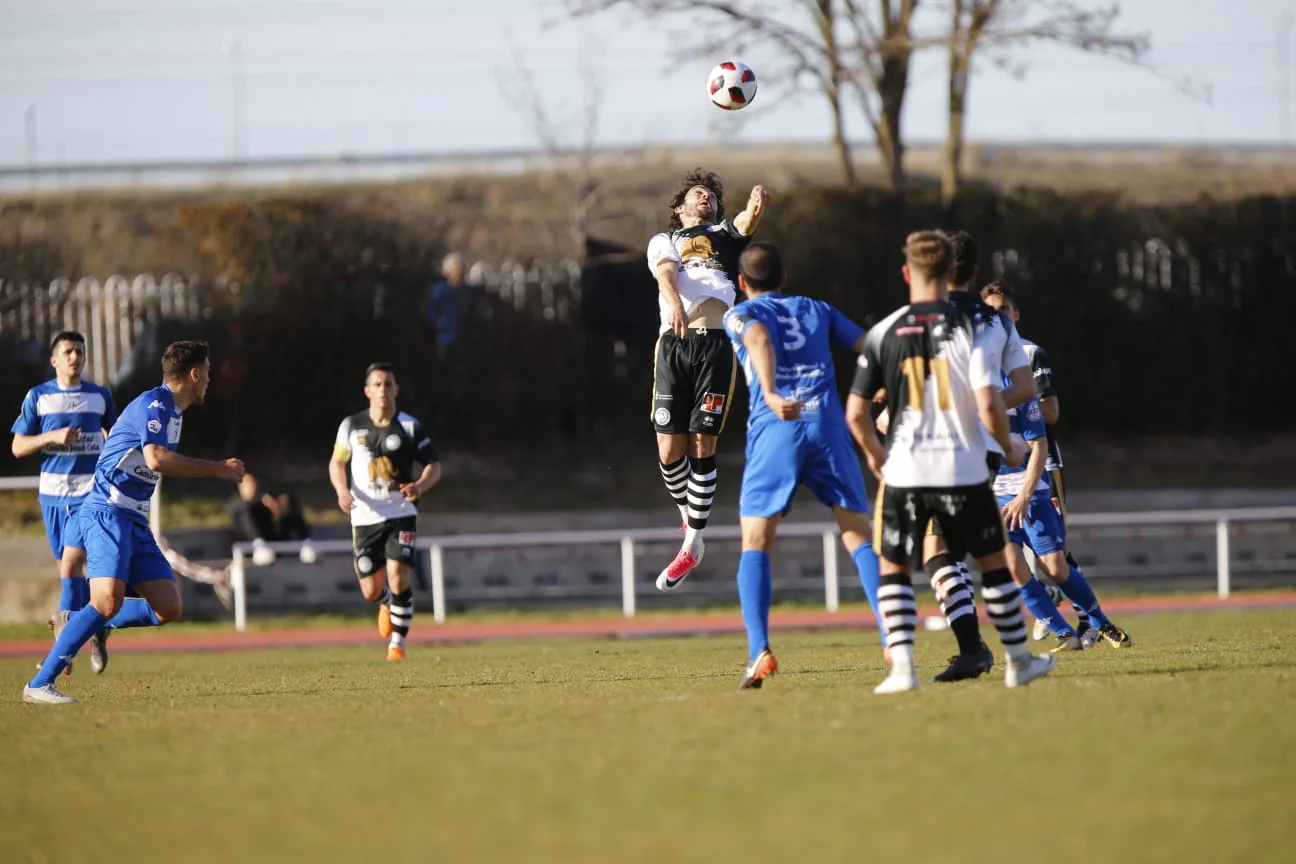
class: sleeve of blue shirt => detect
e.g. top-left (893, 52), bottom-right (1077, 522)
top-left (10, 389), bottom-right (38, 436)
top-left (825, 303), bottom-right (866, 350)
top-left (723, 304), bottom-right (753, 347)
top-left (1018, 397), bottom-right (1048, 442)
top-left (141, 399), bottom-right (172, 448)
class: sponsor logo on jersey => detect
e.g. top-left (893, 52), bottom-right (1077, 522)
top-left (147, 419), bottom-right (163, 434)
top-left (654, 407), bottom-right (671, 426)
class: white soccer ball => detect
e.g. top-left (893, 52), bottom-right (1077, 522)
top-left (707, 61), bottom-right (758, 111)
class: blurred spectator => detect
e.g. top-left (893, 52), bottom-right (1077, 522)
top-left (424, 252), bottom-right (469, 353)
top-left (228, 473), bottom-right (315, 564)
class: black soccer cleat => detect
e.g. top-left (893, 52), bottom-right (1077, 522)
top-left (931, 644), bottom-right (995, 683)
top-left (1099, 621), bottom-right (1133, 649)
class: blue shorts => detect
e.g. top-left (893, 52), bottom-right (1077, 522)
top-left (740, 420), bottom-right (871, 518)
top-left (80, 507), bottom-right (174, 584)
top-left (998, 488), bottom-right (1066, 556)
top-left (41, 500), bottom-right (87, 561)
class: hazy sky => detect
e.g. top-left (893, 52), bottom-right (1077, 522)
top-left (0, 0), bottom-right (1292, 166)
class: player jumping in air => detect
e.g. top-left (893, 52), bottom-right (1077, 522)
top-left (329, 363), bottom-right (441, 662)
top-left (847, 231), bottom-right (1056, 694)
top-left (721, 242), bottom-right (884, 690)
top-left (23, 341), bottom-right (245, 704)
top-left (981, 283), bottom-right (1132, 650)
top-left (647, 168), bottom-right (769, 591)
top-left (10, 331), bottom-right (117, 676)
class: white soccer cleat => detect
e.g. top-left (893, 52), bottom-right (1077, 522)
top-left (251, 539), bottom-right (277, 567)
top-left (298, 540), bottom-right (318, 564)
top-left (1005, 653), bottom-right (1056, 688)
top-left (23, 684), bottom-right (77, 705)
top-left (656, 538), bottom-right (705, 591)
top-left (874, 664), bottom-right (920, 695)
top-left (1032, 618), bottom-right (1050, 641)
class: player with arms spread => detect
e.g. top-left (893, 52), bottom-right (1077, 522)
top-left (329, 363), bottom-right (441, 662)
top-left (10, 331), bottom-right (116, 675)
top-left (720, 242), bottom-right (883, 690)
top-left (846, 232), bottom-right (1056, 694)
top-left (648, 168), bottom-right (770, 591)
top-left (23, 341), bottom-right (245, 704)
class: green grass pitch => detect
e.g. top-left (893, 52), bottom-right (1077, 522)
top-left (2, 609), bottom-right (1294, 863)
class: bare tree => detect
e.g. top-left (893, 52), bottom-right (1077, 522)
top-left (497, 33), bottom-right (606, 254)
top-left (840, 0), bottom-right (920, 193)
top-left (939, 1), bottom-right (1206, 207)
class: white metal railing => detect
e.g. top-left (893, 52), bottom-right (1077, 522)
top-left (227, 505), bottom-right (1296, 633)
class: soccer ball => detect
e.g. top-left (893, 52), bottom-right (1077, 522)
top-left (707, 61), bottom-right (757, 111)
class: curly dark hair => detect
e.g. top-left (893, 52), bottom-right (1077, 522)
top-left (666, 168), bottom-right (725, 232)
top-left (944, 230), bottom-right (979, 287)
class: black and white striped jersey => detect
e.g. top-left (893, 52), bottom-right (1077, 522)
top-left (851, 301), bottom-right (997, 488)
top-left (1022, 338), bottom-right (1063, 471)
top-left (333, 411), bottom-right (439, 526)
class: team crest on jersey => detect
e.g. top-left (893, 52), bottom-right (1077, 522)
top-left (701, 392), bottom-right (727, 415)
top-left (147, 419), bottom-right (162, 434)
top-left (384, 434), bottom-right (402, 451)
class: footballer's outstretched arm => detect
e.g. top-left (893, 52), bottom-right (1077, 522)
top-left (143, 444), bottom-right (243, 481)
top-left (732, 185), bottom-right (770, 236)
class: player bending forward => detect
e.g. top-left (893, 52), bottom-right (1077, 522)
top-left (24, 341), bottom-right (244, 705)
top-left (329, 363), bottom-right (441, 662)
top-left (847, 232), bottom-right (1056, 694)
top-left (648, 168), bottom-right (769, 591)
top-left (721, 242), bottom-right (884, 690)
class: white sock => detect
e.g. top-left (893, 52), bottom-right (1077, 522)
top-left (683, 526), bottom-right (702, 549)
top-left (389, 633), bottom-right (405, 648)
top-left (886, 643), bottom-right (915, 670)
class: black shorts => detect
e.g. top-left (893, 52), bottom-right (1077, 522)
top-left (876, 483), bottom-right (1006, 569)
top-left (651, 328), bottom-right (737, 436)
top-left (1046, 467), bottom-right (1068, 524)
top-left (352, 516), bottom-right (417, 577)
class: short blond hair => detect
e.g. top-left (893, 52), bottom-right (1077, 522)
top-left (903, 231), bottom-right (953, 282)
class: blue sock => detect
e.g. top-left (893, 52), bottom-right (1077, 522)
top-left (1059, 565), bottom-right (1109, 628)
top-left (1020, 577), bottom-right (1075, 637)
top-left (29, 606), bottom-right (107, 688)
top-left (737, 550), bottom-right (772, 661)
top-left (850, 542), bottom-right (885, 647)
top-left (104, 597), bottom-right (161, 630)
top-left (57, 578), bottom-right (78, 613)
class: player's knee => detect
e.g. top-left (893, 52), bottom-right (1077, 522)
top-left (359, 582), bottom-right (385, 603)
top-left (741, 524), bottom-right (775, 551)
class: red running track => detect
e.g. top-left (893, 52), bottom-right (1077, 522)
top-left (2, 591), bottom-right (1294, 658)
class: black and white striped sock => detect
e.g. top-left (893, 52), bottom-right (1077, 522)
top-left (658, 456), bottom-right (690, 525)
top-left (925, 553), bottom-right (982, 655)
top-left (878, 576), bottom-right (917, 666)
top-left (389, 587), bottom-right (413, 646)
top-left (980, 568), bottom-right (1030, 662)
top-left (683, 455), bottom-right (716, 548)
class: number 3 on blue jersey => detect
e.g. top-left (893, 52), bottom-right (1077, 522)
top-left (775, 316), bottom-right (806, 350)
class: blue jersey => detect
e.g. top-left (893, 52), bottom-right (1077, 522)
top-left (723, 293), bottom-right (864, 428)
top-left (82, 384), bottom-right (184, 523)
top-left (992, 393), bottom-right (1048, 497)
top-left (10, 379), bottom-right (117, 504)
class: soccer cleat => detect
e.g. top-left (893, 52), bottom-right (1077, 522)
top-left (377, 603), bottom-right (393, 639)
top-left (1005, 653), bottom-right (1056, 688)
top-left (47, 611), bottom-right (73, 676)
top-left (89, 629), bottom-right (109, 675)
top-left (1078, 624), bottom-right (1102, 649)
top-left (1050, 633), bottom-right (1083, 653)
top-left (874, 664), bottom-right (920, 694)
top-left (656, 539), bottom-right (705, 591)
top-left (1032, 617), bottom-right (1050, 642)
top-left (931, 644), bottom-right (995, 683)
top-left (1099, 622), bottom-right (1133, 649)
top-left (386, 643), bottom-right (406, 663)
top-left (737, 648), bottom-right (778, 690)
top-left (23, 683), bottom-right (77, 705)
